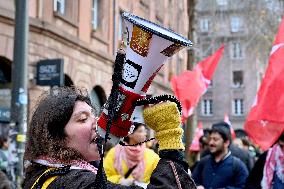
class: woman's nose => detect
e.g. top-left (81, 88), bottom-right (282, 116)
top-left (92, 116), bottom-right (98, 130)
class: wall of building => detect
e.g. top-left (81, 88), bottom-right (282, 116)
top-left (0, 0), bottom-right (190, 135)
top-left (195, 0), bottom-right (282, 130)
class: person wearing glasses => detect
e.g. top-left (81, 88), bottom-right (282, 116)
top-left (104, 122), bottom-right (159, 187)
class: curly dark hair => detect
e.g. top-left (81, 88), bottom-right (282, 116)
top-left (24, 87), bottom-right (94, 163)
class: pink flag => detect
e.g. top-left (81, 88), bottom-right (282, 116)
top-left (189, 122), bottom-right (204, 151)
top-left (224, 113), bottom-right (236, 140)
top-left (244, 16), bottom-right (284, 150)
top-left (171, 45), bottom-right (225, 122)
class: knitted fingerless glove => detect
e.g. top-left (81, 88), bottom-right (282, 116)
top-left (143, 102), bottom-right (185, 151)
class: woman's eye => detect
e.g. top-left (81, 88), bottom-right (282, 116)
top-left (79, 117), bottom-right (88, 122)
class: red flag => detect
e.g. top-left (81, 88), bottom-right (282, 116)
top-left (224, 113), bottom-right (236, 140)
top-left (171, 45), bottom-right (225, 122)
top-left (244, 17), bottom-right (284, 151)
top-left (189, 122), bottom-right (204, 151)
top-left (171, 69), bottom-right (206, 122)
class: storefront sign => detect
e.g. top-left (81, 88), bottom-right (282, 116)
top-left (36, 59), bottom-right (64, 86)
top-left (0, 107), bottom-right (10, 122)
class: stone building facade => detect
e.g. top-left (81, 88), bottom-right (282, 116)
top-left (195, 0), bottom-right (283, 131)
top-left (0, 0), bottom-right (190, 135)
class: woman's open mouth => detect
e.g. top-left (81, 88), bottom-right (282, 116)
top-left (91, 137), bottom-right (97, 144)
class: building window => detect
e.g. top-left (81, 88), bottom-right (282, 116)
top-left (201, 99), bottom-right (213, 116)
top-left (230, 17), bottom-right (242, 32)
top-left (53, 0), bottom-right (65, 15)
top-left (232, 71), bottom-right (243, 87)
top-left (230, 42), bottom-right (243, 59)
top-left (53, 0), bottom-right (78, 25)
top-left (92, 0), bottom-right (99, 30)
top-left (200, 19), bottom-right (210, 33)
top-left (232, 99), bottom-right (244, 116)
top-left (216, 0), bottom-right (228, 6)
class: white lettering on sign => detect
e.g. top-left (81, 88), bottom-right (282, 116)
top-left (39, 65), bottom-right (57, 73)
top-left (0, 110), bottom-right (10, 118)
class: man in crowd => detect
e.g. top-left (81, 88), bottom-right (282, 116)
top-left (192, 122), bottom-right (248, 189)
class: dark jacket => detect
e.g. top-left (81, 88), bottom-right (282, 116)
top-left (230, 144), bottom-right (254, 172)
top-left (23, 151), bottom-right (196, 189)
top-left (192, 153), bottom-right (248, 189)
top-left (201, 144), bottom-right (254, 172)
top-left (245, 151), bottom-right (267, 189)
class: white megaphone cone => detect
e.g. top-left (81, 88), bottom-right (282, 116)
top-left (97, 12), bottom-right (193, 144)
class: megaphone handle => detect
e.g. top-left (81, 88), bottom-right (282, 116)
top-left (104, 51), bottom-right (125, 138)
top-left (94, 50), bottom-right (126, 188)
top-left (134, 94), bottom-right (182, 115)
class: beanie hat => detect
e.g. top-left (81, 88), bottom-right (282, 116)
top-left (211, 121), bottom-right (232, 142)
top-left (143, 102), bottom-right (184, 151)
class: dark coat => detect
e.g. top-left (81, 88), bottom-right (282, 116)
top-left (230, 144), bottom-right (254, 172)
top-left (245, 151), bottom-right (267, 189)
top-left (192, 154), bottom-right (248, 189)
top-left (23, 152), bottom-right (196, 189)
top-left (201, 144), bottom-right (254, 171)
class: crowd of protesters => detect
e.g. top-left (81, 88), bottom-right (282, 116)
top-left (0, 109), bottom-right (283, 189)
top-left (188, 122), bottom-right (284, 189)
top-left (0, 110), bottom-right (282, 189)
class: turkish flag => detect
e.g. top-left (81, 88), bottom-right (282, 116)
top-left (244, 17), bottom-right (284, 151)
top-left (189, 122), bottom-right (204, 151)
top-left (171, 45), bottom-right (225, 122)
top-left (224, 113), bottom-right (236, 140)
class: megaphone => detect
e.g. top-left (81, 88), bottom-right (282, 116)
top-left (97, 12), bottom-right (192, 144)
